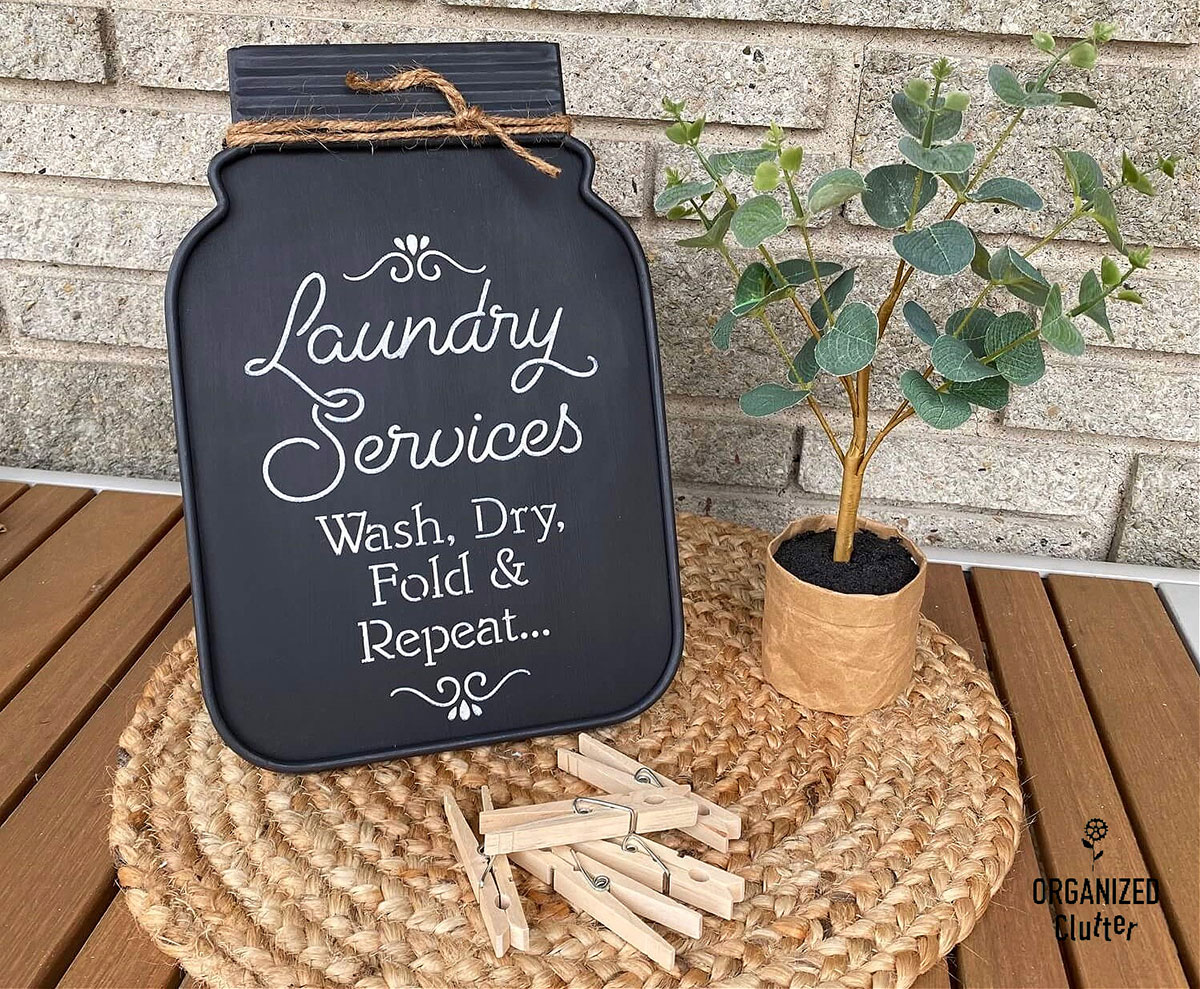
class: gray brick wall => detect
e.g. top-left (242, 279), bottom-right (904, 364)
top-left (0, 0), bottom-right (1196, 566)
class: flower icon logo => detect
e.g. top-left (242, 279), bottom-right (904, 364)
top-left (1082, 818), bottom-right (1108, 869)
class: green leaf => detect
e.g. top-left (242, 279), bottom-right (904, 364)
top-left (903, 300), bottom-right (940, 345)
top-left (900, 371), bottom-right (973, 429)
top-left (1068, 42), bottom-right (1097, 69)
top-left (947, 307), bottom-right (996, 356)
top-left (898, 137), bottom-right (976, 175)
top-left (732, 263), bottom-right (772, 317)
top-left (1100, 256), bottom-right (1123, 286)
top-left (710, 310), bottom-right (735, 351)
top-left (754, 160), bottom-right (781, 192)
top-left (675, 204), bottom-right (733, 248)
top-left (664, 122), bottom-right (690, 145)
top-left (970, 232), bottom-right (991, 280)
top-left (1117, 288), bottom-right (1144, 304)
top-left (654, 179), bottom-right (715, 213)
top-left (944, 91), bottom-right (970, 112)
top-left (891, 92), bottom-right (963, 142)
top-left (948, 377), bottom-right (1010, 410)
top-left (810, 268), bottom-right (856, 329)
top-left (1056, 149), bottom-right (1105, 204)
top-left (1077, 269), bottom-right (1113, 340)
top-left (779, 146), bottom-right (804, 172)
top-left (774, 259), bottom-right (843, 287)
top-left (893, 220), bottom-right (975, 275)
top-left (1089, 187), bottom-right (1124, 250)
top-left (788, 336), bottom-right (820, 384)
top-left (904, 78), bottom-right (931, 104)
top-left (985, 311), bottom-right (1045, 384)
top-left (730, 195), bottom-right (787, 249)
top-left (1032, 31), bottom-right (1056, 53)
top-left (861, 164), bottom-right (938, 229)
top-left (988, 247), bottom-right (1051, 306)
top-left (739, 383), bottom-right (807, 416)
top-left (807, 168), bottom-right (867, 214)
top-left (1057, 91), bottom-right (1097, 108)
top-left (1040, 306), bottom-right (1085, 356)
top-left (710, 148), bottom-right (776, 177)
top-left (932, 334), bottom-right (1000, 381)
top-left (968, 177), bottom-right (1044, 211)
top-left (988, 64), bottom-right (1060, 107)
top-left (815, 302), bottom-right (879, 375)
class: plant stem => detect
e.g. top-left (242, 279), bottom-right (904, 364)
top-left (832, 368), bottom-right (870, 561)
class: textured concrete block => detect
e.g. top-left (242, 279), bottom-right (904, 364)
top-left (0, 2), bottom-right (107, 83)
top-left (111, 9), bottom-right (833, 127)
top-left (0, 265), bottom-right (166, 349)
top-left (440, 0), bottom-right (1197, 44)
top-left (581, 137), bottom-right (647, 217)
top-left (799, 427), bottom-right (1128, 516)
top-left (666, 400), bottom-right (795, 487)
top-left (851, 50), bottom-right (1199, 249)
top-left (1115, 454), bottom-right (1200, 567)
top-left (1004, 359), bottom-right (1200, 442)
top-left (673, 484), bottom-right (1116, 558)
top-left (0, 191), bottom-right (206, 271)
top-left (0, 101), bottom-right (224, 185)
top-left (653, 146), bottom-right (837, 228)
top-left (0, 356), bottom-right (177, 478)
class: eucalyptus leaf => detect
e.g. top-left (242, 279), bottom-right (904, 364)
top-left (861, 164), bottom-right (938, 229)
top-left (932, 334), bottom-right (1000, 381)
top-left (675, 205), bottom-right (733, 248)
top-left (988, 64), bottom-right (1061, 107)
top-left (893, 220), bottom-right (975, 275)
top-left (1056, 149), bottom-right (1106, 205)
top-left (807, 168), bottom-right (868, 214)
top-left (947, 307), bottom-right (996, 356)
top-left (1077, 269), bottom-right (1113, 340)
top-left (730, 195), bottom-right (787, 249)
top-left (903, 300), bottom-right (940, 345)
top-left (891, 92), bottom-right (963, 142)
top-left (709, 148), bottom-right (778, 176)
top-left (1039, 284), bottom-right (1084, 355)
top-left (732, 262), bottom-right (773, 317)
top-left (775, 259), bottom-right (843, 287)
top-left (898, 137), bottom-right (976, 175)
top-left (948, 377), bottom-right (1011, 410)
top-left (970, 232), bottom-right (991, 279)
top-left (788, 336), bottom-right (820, 384)
top-left (811, 268), bottom-right (856, 329)
top-left (984, 311), bottom-right (1045, 384)
top-left (900, 370), bottom-right (973, 429)
top-left (654, 180), bottom-right (715, 213)
top-left (1057, 91), bottom-right (1098, 108)
top-left (968, 177), bottom-right (1044, 211)
top-left (739, 382), bottom-right (807, 416)
top-left (988, 246), bottom-right (1051, 305)
top-left (711, 310), bottom-right (735, 351)
top-left (815, 302), bottom-right (879, 375)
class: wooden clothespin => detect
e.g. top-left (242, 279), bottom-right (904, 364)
top-left (479, 791), bottom-right (697, 855)
top-left (442, 791), bottom-right (528, 957)
top-left (479, 787), bottom-right (530, 950)
top-left (574, 834), bottom-right (745, 920)
top-left (508, 846), bottom-right (678, 968)
top-left (563, 733), bottom-right (742, 851)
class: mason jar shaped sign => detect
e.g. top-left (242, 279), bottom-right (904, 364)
top-left (168, 42), bottom-right (682, 770)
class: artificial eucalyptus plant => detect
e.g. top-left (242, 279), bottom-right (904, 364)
top-left (657, 24), bottom-right (1177, 564)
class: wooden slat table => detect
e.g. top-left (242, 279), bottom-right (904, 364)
top-left (0, 478), bottom-right (1194, 989)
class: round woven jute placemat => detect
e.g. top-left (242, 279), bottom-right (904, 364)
top-left (110, 513), bottom-right (1022, 989)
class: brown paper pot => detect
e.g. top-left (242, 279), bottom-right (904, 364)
top-left (762, 514), bottom-right (927, 715)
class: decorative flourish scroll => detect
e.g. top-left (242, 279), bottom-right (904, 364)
top-left (391, 668), bottom-right (532, 721)
top-left (343, 234), bottom-right (487, 284)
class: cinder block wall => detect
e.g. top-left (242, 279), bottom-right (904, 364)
top-left (1, 0), bottom-right (1197, 566)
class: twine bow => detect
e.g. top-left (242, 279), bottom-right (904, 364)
top-left (224, 66), bottom-right (573, 177)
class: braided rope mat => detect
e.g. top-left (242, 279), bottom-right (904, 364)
top-left (110, 513), bottom-right (1022, 989)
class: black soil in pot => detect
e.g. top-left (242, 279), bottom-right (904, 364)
top-left (773, 527), bottom-right (919, 595)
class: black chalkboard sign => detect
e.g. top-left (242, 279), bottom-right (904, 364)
top-left (167, 42), bottom-right (682, 771)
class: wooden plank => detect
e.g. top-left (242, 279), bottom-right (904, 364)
top-left (923, 564), bottom-right (1069, 989)
top-left (58, 891), bottom-right (181, 989)
top-left (0, 490), bottom-right (180, 708)
top-left (912, 959), bottom-right (950, 988)
top-left (0, 519), bottom-right (190, 822)
top-left (1047, 575), bottom-right (1200, 986)
top-left (0, 480), bottom-right (26, 511)
top-left (0, 484), bottom-right (93, 581)
top-left (972, 569), bottom-right (1186, 988)
top-left (0, 603), bottom-right (194, 989)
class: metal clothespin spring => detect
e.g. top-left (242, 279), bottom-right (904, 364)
top-left (634, 767), bottom-right (664, 787)
top-left (572, 795), bottom-right (637, 837)
top-left (569, 847), bottom-right (611, 891)
top-left (620, 833), bottom-right (671, 896)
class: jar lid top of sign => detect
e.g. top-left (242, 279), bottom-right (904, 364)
top-left (228, 42), bottom-right (566, 122)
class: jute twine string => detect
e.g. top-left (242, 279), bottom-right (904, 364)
top-left (111, 512), bottom-right (1023, 989)
top-left (223, 66), bottom-right (574, 177)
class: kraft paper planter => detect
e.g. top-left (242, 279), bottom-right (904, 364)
top-left (762, 515), bottom-right (927, 715)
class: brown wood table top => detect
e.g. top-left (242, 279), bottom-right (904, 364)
top-left (0, 479), bottom-right (1194, 989)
